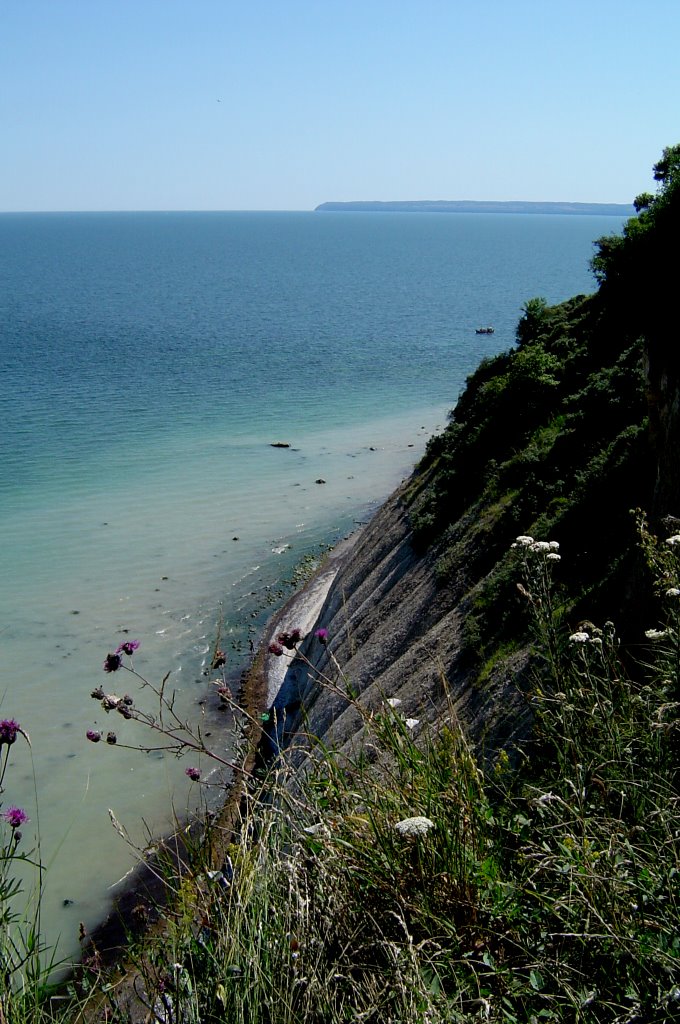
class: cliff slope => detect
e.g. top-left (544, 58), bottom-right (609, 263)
top-left (279, 148), bottom-right (680, 760)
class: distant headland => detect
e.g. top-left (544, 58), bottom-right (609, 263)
top-left (314, 200), bottom-right (634, 216)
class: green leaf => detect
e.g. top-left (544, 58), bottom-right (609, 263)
top-left (529, 969), bottom-right (544, 991)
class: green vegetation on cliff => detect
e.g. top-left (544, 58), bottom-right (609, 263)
top-left (409, 146), bottom-right (680, 663)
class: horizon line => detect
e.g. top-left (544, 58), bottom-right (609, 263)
top-left (0, 198), bottom-right (634, 216)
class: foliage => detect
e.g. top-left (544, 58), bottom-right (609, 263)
top-left (0, 724), bottom-right (68, 1023)
top-left (70, 536), bottom-right (680, 1023)
top-left (407, 153), bottom-right (680, 659)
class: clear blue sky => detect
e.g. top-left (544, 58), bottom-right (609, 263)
top-left (3, 0), bottom-right (680, 211)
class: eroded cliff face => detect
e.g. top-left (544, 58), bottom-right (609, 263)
top-left (273, 475), bottom-right (532, 762)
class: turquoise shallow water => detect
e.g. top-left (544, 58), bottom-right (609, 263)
top-left (0, 210), bottom-right (624, 963)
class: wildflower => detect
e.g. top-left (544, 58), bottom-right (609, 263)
top-left (86, 730), bottom-right (102, 743)
top-left (90, 687), bottom-right (105, 700)
top-left (102, 694), bottom-right (121, 711)
top-left (268, 642), bottom-right (284, 657)
top-left (276, 629), bottom-right (302, 650)
top-left (514, 535), bottom-right (534, 547)
top-left (666, 535), bottom-right (680, 546)
top-left (404, 718), bottom-right (420, 730)
top-left (547, 552), bottom-right (561, 561)
top-left (548, 540), bottom-right (560, 551)
top-left (103, 653), bottom-right (122, 673)
top-left (314, 628), bottom-right (329, 645)
top-left (385, 697), bottom-right (402, 708)
top-left (645, 628), bottom-right (667, 640)
top-left (394, 816), bottom-right (434, 837)
top-left (0, 719), bottom-right (20, 746)
top-left (106, 732), bottom-right (117, 745)
top-left (569, 631), bottom-right (590, 643)
top-left (4, 807), bottom-right (28, 829)
top-left (666, 587), bottom-right (680, 597)
top-left (185, 767), bottom-right (201, 782)
top-left (115, 639), bottom-right (140, 657)
top-left (530, 541), bottom-right (552, 552)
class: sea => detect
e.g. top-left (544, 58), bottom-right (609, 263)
top-left (0, 209), bottom-right (625, 966)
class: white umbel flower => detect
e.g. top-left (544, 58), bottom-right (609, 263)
top-left (394, 816), bottom-right (434, 837)
top-left (569, 631), bottom-right (590, 643)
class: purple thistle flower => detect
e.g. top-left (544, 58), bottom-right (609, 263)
top-left (103, 653), bottom-right (122, 673)
top-left (268, 642), bottom-right (284, 657)
top-left (86, 730), bottom-right (102, 743)
top-left (276, 630), bottom-right (302, 651)
top-left (185, 767), bottom-right (201, 781)
top-left (106, 732), bottom-right (117, 745)
top-left (0, 719), bottom-right (20, 746)
top-left (4, 807), bottom-right (28, 829)
top-left (314, 628), bottom-right (329, 646)
top-left (115, 639), bottom-right (140, 657)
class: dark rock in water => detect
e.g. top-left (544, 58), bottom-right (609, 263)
top-left (315, 478), bottom-right (326, 484)
top-left (233, 536), bottom-right (239, 541)
top-left (270, 441), bottom-right (291, 448)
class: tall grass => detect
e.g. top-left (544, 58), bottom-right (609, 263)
top-left (83, 533), bottom-right (679, 1022)
top-left (5, 530), bottom-right (680, 1022)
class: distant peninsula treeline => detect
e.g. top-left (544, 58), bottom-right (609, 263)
top-left (315, 199), bottom-right (634, 215)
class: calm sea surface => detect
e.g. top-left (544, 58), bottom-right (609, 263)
top-left (0, 210), bottom-right (624, 963)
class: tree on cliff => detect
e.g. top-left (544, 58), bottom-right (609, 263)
top-left (591, 145), bottom-right (680, 517)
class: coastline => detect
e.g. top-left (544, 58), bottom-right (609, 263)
top-left (84, 526), bottom-right (365, 968)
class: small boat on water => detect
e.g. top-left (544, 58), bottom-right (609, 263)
top-left (475, 326), bottom-right (495, 334)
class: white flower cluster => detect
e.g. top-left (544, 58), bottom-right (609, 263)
top-left (568, 629), bottom-right (603, 647)
top-left (511, 535), bottom-right (560, 560)
top-left (645, 628), bottom-right (668, 641)
top-left (666, 587), bottom-right (680, 598)
top-left (666, 535), bottom-right (680, 547)
top-left (394, 815), bottom-right (434, 837)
